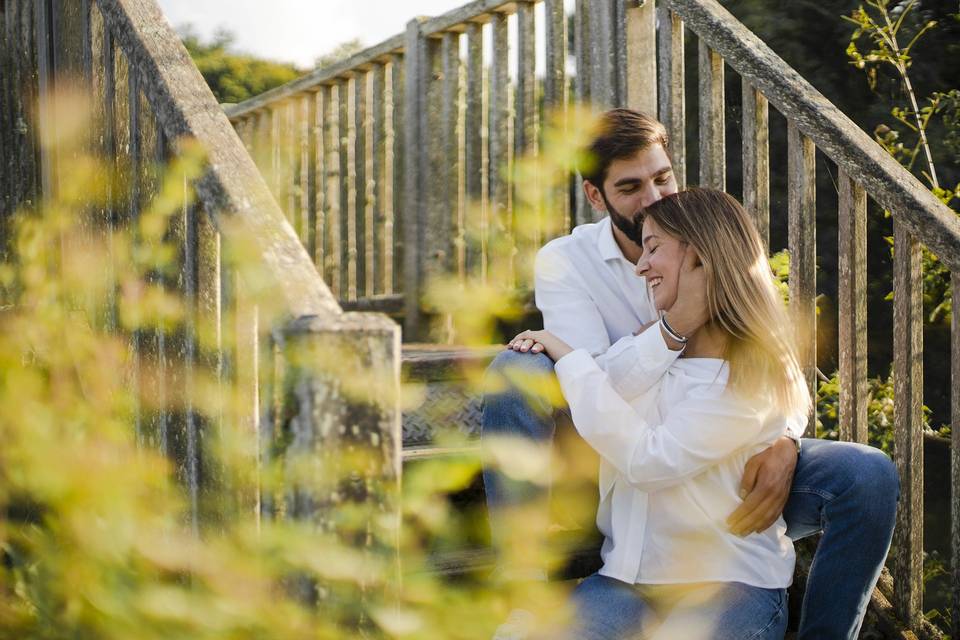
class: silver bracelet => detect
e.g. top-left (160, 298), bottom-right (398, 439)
top-left (659, 314), bottom-right (688, 344)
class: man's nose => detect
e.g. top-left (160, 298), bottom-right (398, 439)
top-left (640, 183), bottom-right (662, 209)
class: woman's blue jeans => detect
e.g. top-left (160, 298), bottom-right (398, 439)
top-left (481, 350), bottom-right (900, 640)
top-left (568, 574), bottom-right (787, 640)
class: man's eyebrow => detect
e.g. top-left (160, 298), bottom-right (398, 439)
top-left (612, 166), bottom-right (673, 187)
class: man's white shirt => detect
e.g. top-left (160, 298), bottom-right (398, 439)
top-left (534, 216), bottom-right (802, 587)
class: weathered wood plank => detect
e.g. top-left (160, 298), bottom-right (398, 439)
top-left (232, 270), bottom-right (260, 520)
top-left (464, 23), bottom-right (484, 274)
top-left (698, 39), bottom-right (724, 190)
top-left (390, 53), bottom-right (404, 295)
top-left (35, 0), bottom-right (53, 202)
top-left (300, 93), bottom-right (316, 256)
top-left (420, 0), bottom-right (519, 36)
top-left (96, 0), bottom-right (340, 318)
top-left (657, 6), bottom-right (685, 189)
top-left (0, 2), bottom-right (9, 219)
top-left (354, 71), bottom-right (369, 299)
top-left (787, 123), bottom-right (815, 428)
top-left (488, 12), bottom-right (512, 286)
top-left (666, 0), bottom-right (960, 271)
top-left (339, 79), bottom-right (353, 300)
top-left (892, 218), bottom-right (923, 628)
top-left (952, 271), bottom-right (960, 636)
top-left (574, 0), bottom-right (591, 106)
top-left (589, 0), bottom-right (616, 109)
top-left (285, 100), bottom-right (298, 227)
top-left (403, 19), bottom-right (425, 337)
top-left (321, 85), bottom-right (339, 295)
top-left (741, 81), bottom-right (769, 250)
top-left (515, 3), bottom-right (537, 255)
top-left (21, 0), bottom-right (40, 209)
top-left (371, 63), bottom-right (387, 295)
top-left (837, 172), bottom-right (867, 444)
top-left (544, 0), bottom-right (569, 236)
top-left (625, 0), bottom-right (656, 115)
top-left (423, 32), bottom-right (455, 294)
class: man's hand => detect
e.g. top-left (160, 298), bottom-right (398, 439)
top-left (726, 437), bottom-right (798, 536)
top-left (663, 245), bottom-right (710, 338)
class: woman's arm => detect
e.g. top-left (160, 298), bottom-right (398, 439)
top-left (555, 349), bottom-right (772, 492)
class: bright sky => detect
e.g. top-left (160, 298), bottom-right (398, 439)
top-left (156, 0), bottom-right (496, 69)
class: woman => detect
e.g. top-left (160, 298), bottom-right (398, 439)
top-left (512, 188), bottom-right (811, 639)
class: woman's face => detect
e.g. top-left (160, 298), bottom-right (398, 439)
top-left (635, 216), bottom-right (686, 311)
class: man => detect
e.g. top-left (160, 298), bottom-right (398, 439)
top-left (482, 109), bottom-right (899, 639)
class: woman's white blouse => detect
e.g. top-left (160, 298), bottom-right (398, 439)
top-left (554, 335), bottom-right (802, 588)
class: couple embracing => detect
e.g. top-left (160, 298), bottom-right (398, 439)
top-left (482, 110), bottom-right (899, 640)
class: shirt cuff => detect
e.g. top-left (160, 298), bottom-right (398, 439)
top-left (554, 348), bottom-right (600, 386)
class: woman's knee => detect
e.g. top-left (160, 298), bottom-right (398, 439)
top-left (487, 348), bottom-right (556, 377)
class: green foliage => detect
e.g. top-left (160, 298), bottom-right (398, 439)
top-left (845, 1), bottom-right (960, 325)
top-left (179, 26), bottom-right (303, 104)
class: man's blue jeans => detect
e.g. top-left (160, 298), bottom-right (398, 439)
top-left (481, 350), bottom-right (900, 640)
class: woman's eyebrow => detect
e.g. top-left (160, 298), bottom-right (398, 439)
top-left (642, 234), bottom-right (660, 246)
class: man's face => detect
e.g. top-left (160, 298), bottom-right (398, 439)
top-left (586, 144), bottom-right (678, 229)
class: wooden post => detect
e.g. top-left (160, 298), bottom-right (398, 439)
top-left (952, 271), bottom-right (960, 635)
top-left (488, 13), bottom-right (512, 286)
top-left (354, 72), bottom-right (370, 299)
top-left (698, 40), bottom-right (724, 190)
top-left (300, 93), bottom-right (317, 257)
top-left (338, 80), bottom-right (352, 300)
top-left (403, 19), bottom-right (424, 339)
top-left (892, 218), bottom-right (924, 629)
top-left (657, 5), bottom-right (685, 189)
top-left (516, 3), bottom-right (538, 256)
top-left (321, 85), bottom-right (339, 296)
top-left (464, 22), bottom-right (484, 275)
top-left (275, 312), bottom-right (400, 615)
top-left (544, 0), bottom-right (569, 235)
top-left (589, 0), bottom-right (617, 108)
top-left (837, 172), bottom-right (868, 444)
top-left (625, 0), bottom-right (656, 116)
top-left (787, 123), bottom-right (815, 430)
top-left (371, 63), bottom-right (387, 295)
top-left (390, 52), bottom-right (404, 296)
top-left (741, 81), bottom-right (769, 250)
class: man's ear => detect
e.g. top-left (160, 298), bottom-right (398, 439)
top-left (582, 180), bottom-right (606, 213)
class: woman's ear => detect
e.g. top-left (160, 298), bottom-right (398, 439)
top-left (682, 243), bottom-right (702, 269)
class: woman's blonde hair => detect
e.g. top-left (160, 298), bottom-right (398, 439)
top-left (636, 188), bottom-right (811, 418)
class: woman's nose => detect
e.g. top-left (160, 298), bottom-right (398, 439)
top-left (635, 257), bottom-right (648, 276)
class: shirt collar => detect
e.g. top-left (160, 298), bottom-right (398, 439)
top-left (597, 215), bottom-right (630, 263)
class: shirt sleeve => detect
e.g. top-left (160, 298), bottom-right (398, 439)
top-left (534, 247), bottom-right (611, 356)
top-left (594, 322), bottom-right (682, 402)
top-left (554, 349), bottom-right (776, 492)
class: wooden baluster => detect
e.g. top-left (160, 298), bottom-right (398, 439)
top-left (371, 62), bottom-right (387, 295)
top-left (625, 0), bottom-right (656, 116)
top-left (234, 271), bottom-right (260, 523)
top-left (698, 40), bottom-right (724, 190)
top-left (589, 0), bottom-right (616, 108)
top-left (300, 93), bottom-right (316, 256)
top-left (338, 79), bottom-right (352, 300)
top-left (0, 3), bottom-right (8, 218)
top-left (657, 6), bottom-right (685, 189)
top-left (741, 81), bottom-right (768, 250)
top-left (429, 32), bottom-right (456, 298)
top-left (321, 85), bottom-right (338, 295)
top-left (544, 0), bottom-right (569, 235)
top-left (892, 218), bottom-right (924, 628)
top-left (787, 122), bottom-right (815, 430)
top-left (403, 19), bottom-right (423, 337)
top-left (952, 271), bottom-right (960, 635)
top-left (286, 99), bottom-right (298, 231)
top-left (516, 3), bottom-right (538, 259)
top-left (354, 71), bottom-right (369, 299)
top-left (488, 12), bottom-right (512, 285)
top-left (181, 184), bottom-right (201, 536)
top-left (390, 52), bottom-right (404, 296)
top-left (464, 23), bottom-right (484, 275)
top-left (837, 172), bottom-right (868, 444)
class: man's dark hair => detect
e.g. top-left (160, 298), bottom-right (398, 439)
top-left (579, 109), bottom-right (669, 191)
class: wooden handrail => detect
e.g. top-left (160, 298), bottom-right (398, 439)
top-left (665, 0), bottom-right (960, 272)
top-left (96, 0), bottom-right (341, 320)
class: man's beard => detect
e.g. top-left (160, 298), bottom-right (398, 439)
top-left (600, 190), bottom-right (638, 240)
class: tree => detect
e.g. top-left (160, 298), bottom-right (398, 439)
top-left (178, 25), bottom-right (303, 104)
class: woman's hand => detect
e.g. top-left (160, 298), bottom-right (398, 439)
top-left (507, 329), bottom-right (574, 361)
